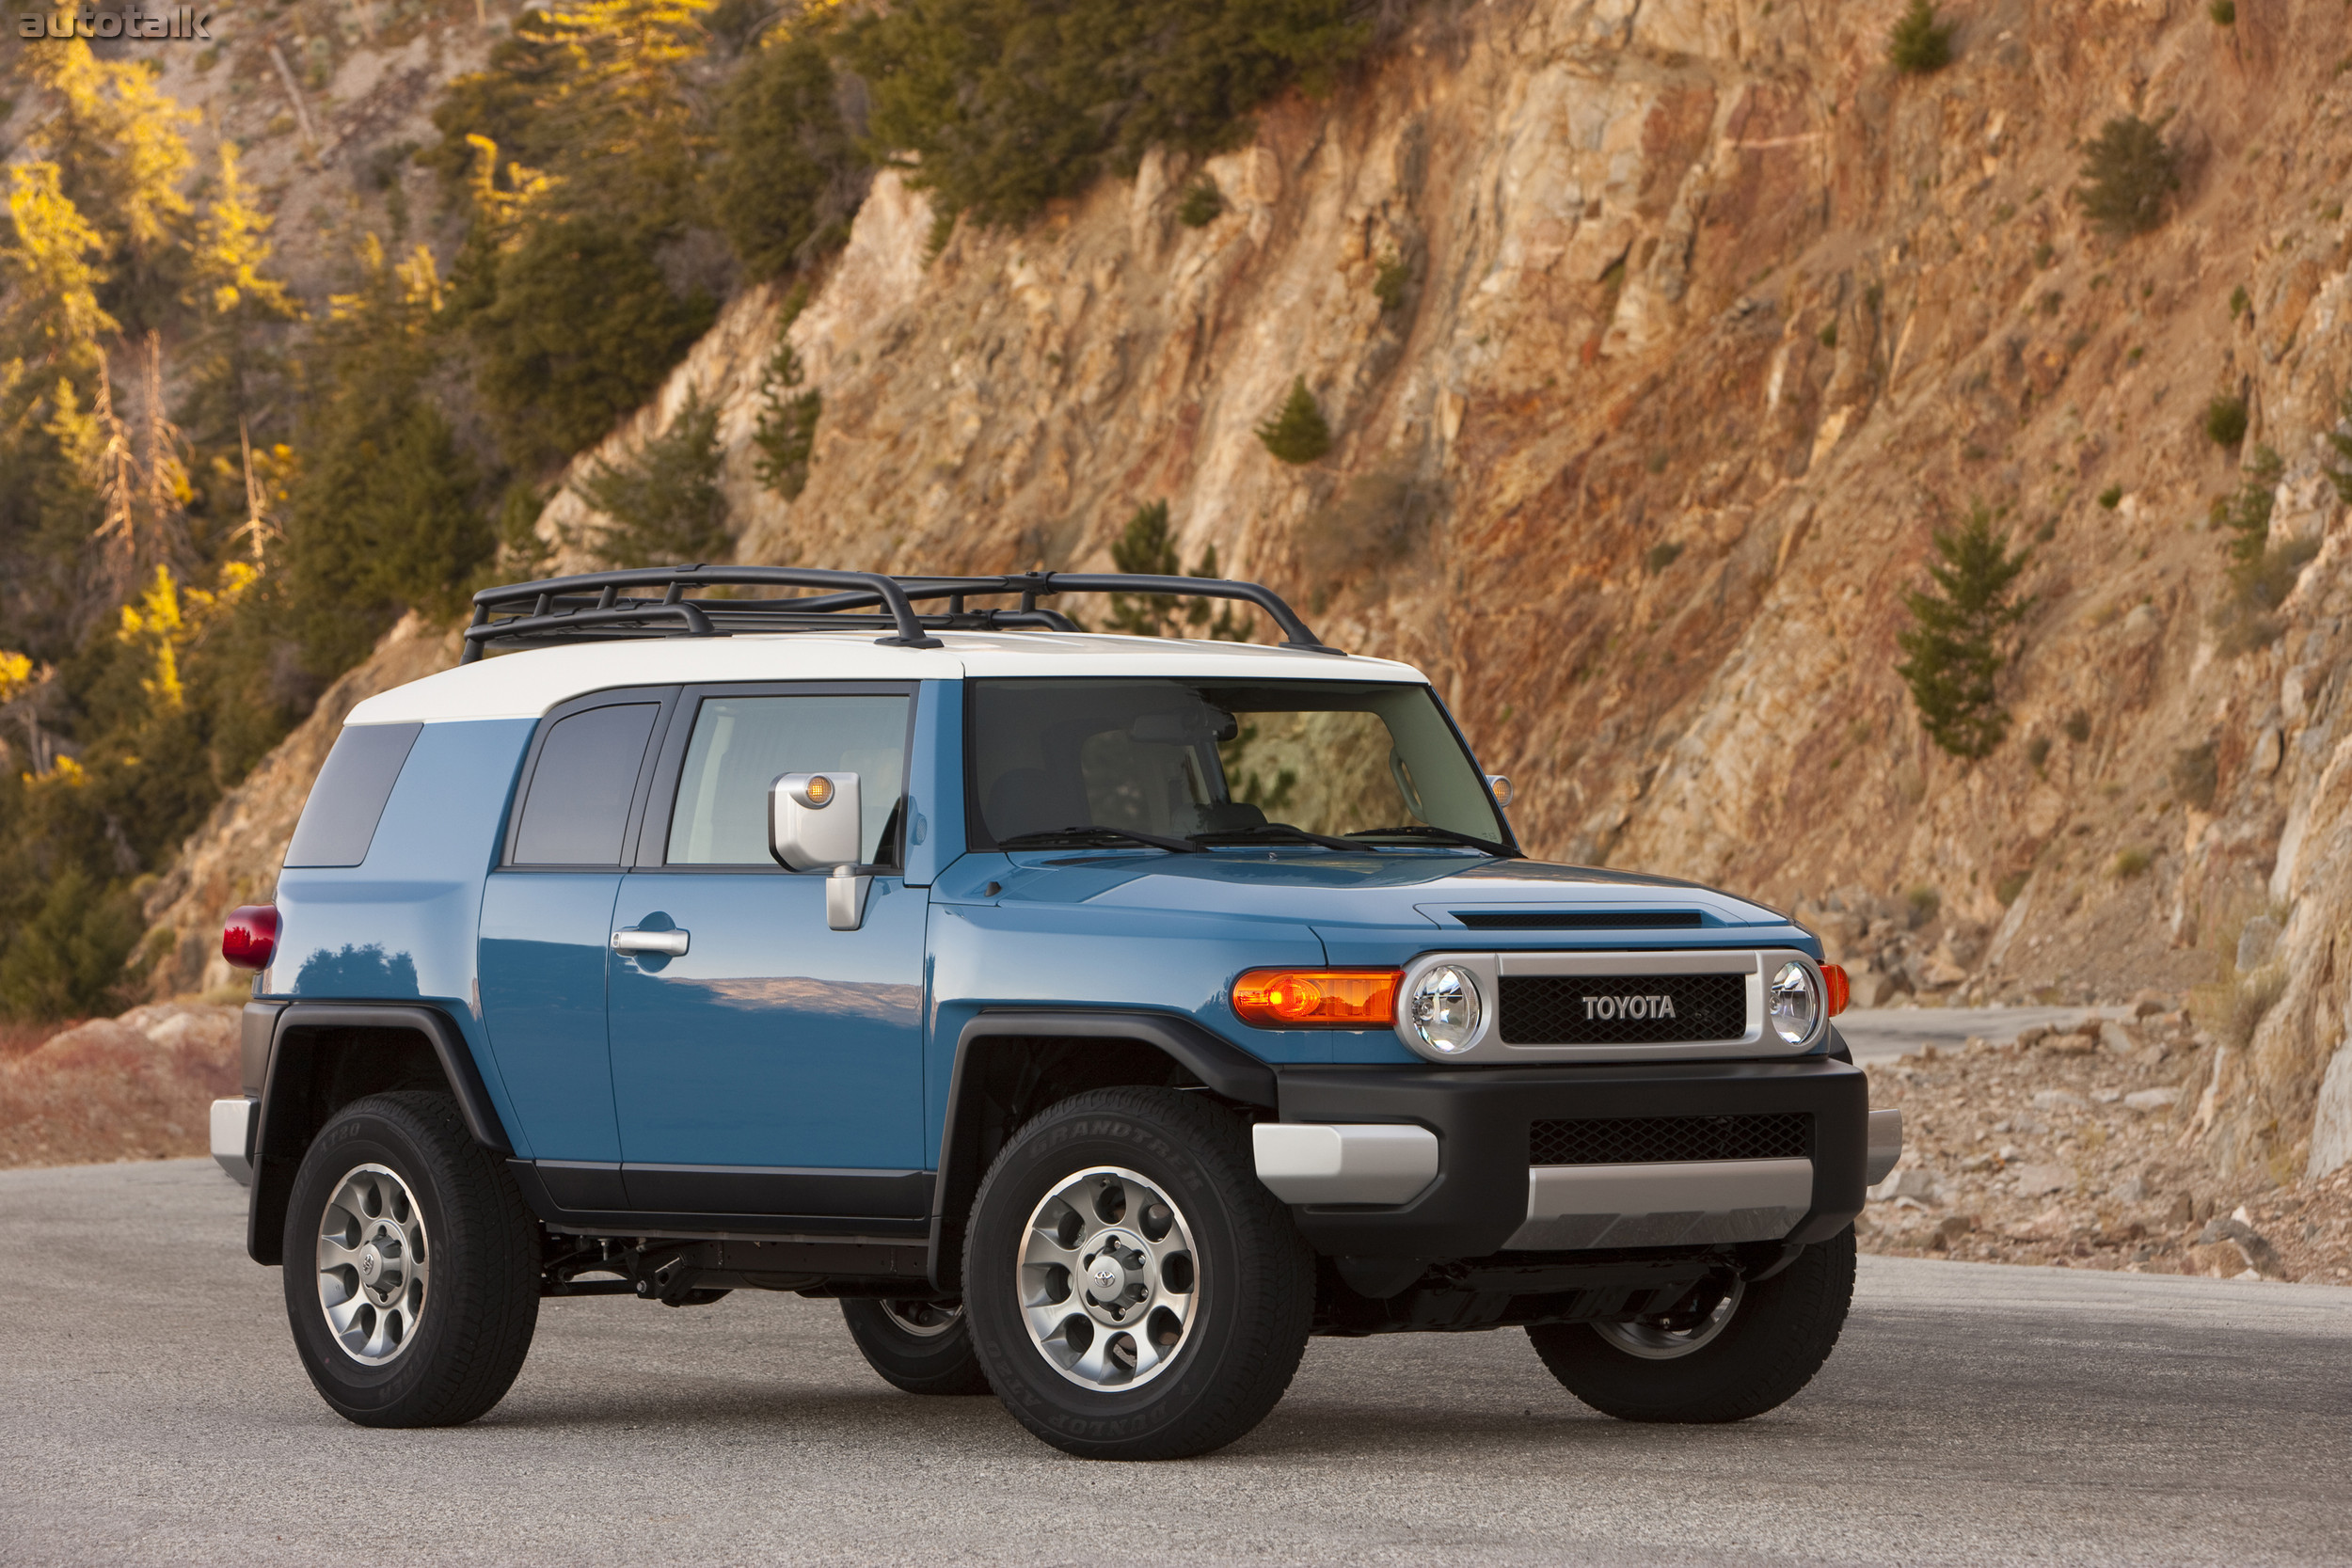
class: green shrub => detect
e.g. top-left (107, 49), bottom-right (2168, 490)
top-left (2202, 391), bottom-right (2248, 449)
top-left (1906, 885), bottom-right (1942, 927)
top-left (1373, 253), bottom-right (1411, 312)
top-left (844, 0), bottom-right (1376, 229)
top-left (2026, 734), bottom-right (2050, 770)
top-left (2075, 115), bottom-right (2179, 238)
top-left (2228, 283), bottom-right (2249, 318)
top-left (1104, 500), bottom-right (1246, 639)
top-left (1895, 504), bottom-right (2034, 759)
top-left (2063, 708), bottom-right (2090, 743)
top-left (2097, 484), bottom-right (2123, 509)
top-left (1887, 0), bottom-right (1953, 73)
top-left (2171, 741), bottom-right (2218, 810)
top-left (468, 217), bottom-right (716, 471)
top-left (570, 389), bottom-right (729, 567)
top-left (1995, 869), bottom-right (2031, 906)
top-left (1256, 376), bottom-right (1332, 464)
top-left (711, 24), bottom-right (866, 278)
top-left (1177, 178), bottom-right (1223, 228)
top-left (0, 864), bottom-right (142, 1021)
top-left (2208, 0), bottom-right (2235, 23)
top-left (2113, 847), bottom-right (2152, 879)
top-left (1643, 540), bottom-right (1684, 575)
top-left (1818, 321), bottom-right (1838, 349)
top-left (2217, 445), bottom-right (2282, 570)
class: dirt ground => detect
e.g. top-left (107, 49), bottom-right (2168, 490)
top-left (0, 1006), bottom-right (239, 1169)
top-left (1856, 1009), bottom-right (2352, 1286)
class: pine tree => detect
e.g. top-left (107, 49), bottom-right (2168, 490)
top-left (183, 143), bottom-right (303, 447)
top-left (1896, 505), bottom-right (2033, 759)
top-left (19, 39), bottom-right (198, 330)
top-left (1105, 500), bottom-right (1245, 640)
top-left (1886, 0), bottom-right (1953, 74)
top-left (572, 389), bottom-right (731, 567)
top-left (1255, 377), bottom-right (1332, 464)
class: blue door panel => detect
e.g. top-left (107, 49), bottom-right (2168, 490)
top-left (608, 874), bottom-right (927, 1172)
top-left (477, 872), bottom-right (625, 1162)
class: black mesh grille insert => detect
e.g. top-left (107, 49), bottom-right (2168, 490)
top-left (1498, 973), bottom-right (1746, 1044)
top-left (1529, 1113), bottom-right (1812, 1166)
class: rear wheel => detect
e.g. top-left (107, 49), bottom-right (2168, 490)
top-left (282, 1091), bottom-right (540, 1428)
top-left (840, 1298), bottom-right (992, 1395)
top-left (962, 1087), bottom-right (1313, 1460)
top-left (1528, 1227), bottom-right (1854, 1423)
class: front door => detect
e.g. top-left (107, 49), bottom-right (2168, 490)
top-left (608, 686), bottom-right (929, 1221)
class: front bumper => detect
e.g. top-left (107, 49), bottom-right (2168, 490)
top-left (1263, 1058), bottom-right (1870, 1259)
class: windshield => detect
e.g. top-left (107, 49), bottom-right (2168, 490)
top-left (967, 678), bottom-right (1509, 852)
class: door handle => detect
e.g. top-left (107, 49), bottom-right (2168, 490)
top-left (612, 927), bottom-right (690, 957)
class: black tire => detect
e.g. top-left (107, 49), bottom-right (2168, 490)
top-left (840, 1298), bottom-right (993, 1395)
top-left (1528, 1227), bottom-right (1855, 1423)
top-left (281, 1091), bottom-right (540, 1428)
top-left (962, 1087), bottom-right (1313, 1460)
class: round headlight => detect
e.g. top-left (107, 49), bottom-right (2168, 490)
top-left (1769, 961), bottom-right (1820, 1045)
top-left (1408, 965), bottom-right (1484, 1054)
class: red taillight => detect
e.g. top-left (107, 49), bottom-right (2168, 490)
top-left (222, 905), bottom-right (279, 971)
top-left (1821, 962), bottom-right (1851, 1017)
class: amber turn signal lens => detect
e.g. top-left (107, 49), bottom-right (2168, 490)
top-left (1232, 969), bottom-right (1401, 1028)
top-left (803, 774), bottom-right (834, 806)
top-left (1821, 962), bottom-right (1851, 1018)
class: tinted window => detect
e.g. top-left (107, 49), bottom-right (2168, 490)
top-left (513, 704), bottom-right (660, 865)
top-left (285, 722), bottom-right (422, 868)
top-left (668, 695), bottom-right (910, 865)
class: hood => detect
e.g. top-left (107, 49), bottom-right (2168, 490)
top-left (977, 848), bottom-right (1794, 942)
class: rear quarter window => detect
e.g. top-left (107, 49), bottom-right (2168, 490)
top-left (285, 722), bottom-right (424, 868)
top-left (510, 703), bottom-right (661, 865)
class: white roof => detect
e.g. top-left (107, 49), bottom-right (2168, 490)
top-left (345, 631), bottom-right (1430, 724)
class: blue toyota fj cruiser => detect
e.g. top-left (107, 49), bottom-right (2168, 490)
top-left (212, 566), bottom-right (1899, 1460)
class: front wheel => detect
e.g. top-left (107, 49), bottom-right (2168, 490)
top-left (281, 1091), bottom-right (541, 1427)
top-left (1528, 1227), bottom-right (1855, 1423)
top-left (962, 1087), bottom-right (1313, 1460)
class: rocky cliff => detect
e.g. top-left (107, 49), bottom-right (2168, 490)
top-left (143, 0), bottom-right (2352, 1187)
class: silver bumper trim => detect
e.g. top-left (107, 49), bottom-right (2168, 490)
top-left (1502, 1157), bottom-right (1814, 1250)
top-left (1866, 1107), bottom-right (1903, 1186)
top-left (1252, 1122), bottom-right (1439, 1207)
top-left (210, 1097), bottom-right (256, 1186)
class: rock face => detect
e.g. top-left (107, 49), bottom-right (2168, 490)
top-left (0, 1003), bottom-right (240, 1168)
top-left (142, 0), bottom-right (2352, 1185)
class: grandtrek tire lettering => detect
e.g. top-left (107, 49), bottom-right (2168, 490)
top-left (1582, 995), bottom-right (1677, 1021)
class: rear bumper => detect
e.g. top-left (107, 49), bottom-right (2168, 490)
top-left (1265, 1057), bottom-right (1869, 1259)
top-left (210, 1096), bottom-right (257, 1186)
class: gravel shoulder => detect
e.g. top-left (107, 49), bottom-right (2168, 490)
top-left (1856, 1009), bottom-right (2352, 1285)
top-left (6, 1160), bottom-right (2351, 1567)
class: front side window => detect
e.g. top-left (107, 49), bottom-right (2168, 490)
top-left (968, 679), bottom-right (1507, 851)
top-left (667, 694), bottom-right (910, 866)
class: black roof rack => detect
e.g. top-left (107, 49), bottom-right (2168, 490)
top-left (459, 566), bottom-right (1341, 664)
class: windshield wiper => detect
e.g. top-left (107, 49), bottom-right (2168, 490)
top-left (996, 826), bottom-right (1204, 854)
top-left (1192, 822), bottom-right (1363, 852)
top-left (1343, 824), bottom-right (1504, 850)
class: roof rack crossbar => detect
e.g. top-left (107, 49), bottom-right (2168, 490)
top-left (458, 566), bottom-right (1333, 661)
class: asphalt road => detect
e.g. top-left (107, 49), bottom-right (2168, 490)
top-left (1836, 1006), bottom-right (2101, 1063)
top-left (6, 1160), bottom-right (2349, 1567)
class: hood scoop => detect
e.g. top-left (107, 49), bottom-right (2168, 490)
top-left (1450, 910), bottom-right (1702, 930)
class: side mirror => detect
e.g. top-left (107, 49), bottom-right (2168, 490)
top-left (771, 771), bottom-right (864, 871)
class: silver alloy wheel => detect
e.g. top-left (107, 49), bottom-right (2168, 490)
top-left (315, 1162), bottom-right (430, 1366)
top-left (880, 1299), bottom-right (964, 1338)
top-left (1017, 1165), bottom-right (1199, 1390)
top-left (1591, 1275), bottom-right (1743, 1360)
